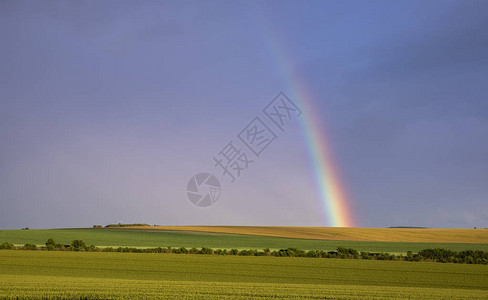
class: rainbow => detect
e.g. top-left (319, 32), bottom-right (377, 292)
top-left (267, 36), bottom-right (355, 227)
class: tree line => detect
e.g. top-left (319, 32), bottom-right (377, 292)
top-left (0, 239), bottom-right (486, 265)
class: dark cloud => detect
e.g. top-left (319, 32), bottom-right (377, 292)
top-left (366, 2), bottom-right (488, 77)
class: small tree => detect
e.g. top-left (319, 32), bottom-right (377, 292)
top-left (23, 243), bottom-right (37, 250)
top-left (179, 247), bottom-right (189, 254)
top-left (0, 242), bottom-right (15, 250)
top-left (46, 238), bottom-right (56, 247)
top-left (86, 244), bottom-right (97, 251)
top-left (199, 247), bottom-right (213, 255)
top-left (71, 239), bottom-right (86, 250)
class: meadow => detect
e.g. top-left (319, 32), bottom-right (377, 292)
top-left (0, 250), bottom-right (487, 299)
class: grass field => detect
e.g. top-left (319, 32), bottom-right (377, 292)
top-left (0, 250), bottom-right (486, 299)
top-left (1, 228), bottom-right (488, 253)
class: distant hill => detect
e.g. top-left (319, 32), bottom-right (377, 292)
top-left (105, 223), bottom-right (150, 228)
top-left (388, 226), bottom-right (428, 229)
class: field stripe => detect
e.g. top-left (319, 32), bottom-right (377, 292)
top-left (125, 226), bottom-right (488, 243)
top-left (1, 275), bottom-right (487, 299)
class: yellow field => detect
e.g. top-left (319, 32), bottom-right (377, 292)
top-left (125, 226), bottom-right (488, 243)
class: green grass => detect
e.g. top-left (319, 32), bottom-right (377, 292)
top-left (0, 251), bottom-right (487, 299)
top-left (1, 228), bottom-right (487, 253)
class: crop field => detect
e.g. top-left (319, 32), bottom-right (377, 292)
top-left (0, 251), bottom-right (487, 299)
top-left (141, 225), bottom-right (488, 243)
top-left (1, 227), bottom-right (488, 253)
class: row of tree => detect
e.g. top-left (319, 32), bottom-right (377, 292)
top-left (1, 239), bottom-right (486, 265)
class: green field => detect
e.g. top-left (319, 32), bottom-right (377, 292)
top-left (0, 250), bottom-right (486, 299)
top-left (1, 228), bottom-right (488, 253)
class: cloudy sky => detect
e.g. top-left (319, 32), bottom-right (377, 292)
top-left (1, 0), bottom-right (487, 229)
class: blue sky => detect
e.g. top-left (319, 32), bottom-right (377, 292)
top-left (1, 0), bottom-right (487, 229)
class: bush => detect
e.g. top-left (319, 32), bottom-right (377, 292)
top-left (337, 246), bottom-right (359, 257)
top-left (239, 249), bottom-right (257, 256)
top-left (71, 239), bottom-right (87, 250)
top-left (0, 242), bottom-right (15, 250)
top-left (214, 249), bottom-right (227, 255)
top-left (327, 251), bottom-right (338, 258)
top-left (155, 247), bottom-right (165, 253)
top-left (23, 243), bottom-right (37, 250)
top-left (274, 248), bottom-right (305, 257)
top-left (174, 247), bottom-right (188, 254)
top-left (418, 248), bottom-right (457, 262)
top-left (46, 238), bottom-right (56, 247)
top-left (306, 250), bottom-right (319, 258)
top-left (375, 252), bottom-right (393, 260)
top-left (86, 245), bottom-right (97, 251)
top-left (46, 238), bottom-right (63, 249)
top-left (199, 247), bottom-right (214, 255)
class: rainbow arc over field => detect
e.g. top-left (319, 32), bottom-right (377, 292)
top-left (292, 85), bottom-right (354, 227)
top-left (268, 37), bottom-right (355, 227)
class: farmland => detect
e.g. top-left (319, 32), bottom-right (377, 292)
top-left (139, 226), bottom-right (488, 243)
top-left (1, 227), bottom-right (487, 253)
top-left (1, 226), bottom-right (487, 298)
top-left (0, 251), bottom-right (487, 299)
